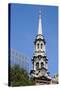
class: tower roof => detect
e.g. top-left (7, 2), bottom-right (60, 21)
top-left (38, 14), bottom-right (42, 35)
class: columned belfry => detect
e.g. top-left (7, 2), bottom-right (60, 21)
top-left (30, 13), bottom-right (51, 85)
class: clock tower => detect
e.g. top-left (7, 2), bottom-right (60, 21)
top-left (30, 14), bottom-right (51, 85)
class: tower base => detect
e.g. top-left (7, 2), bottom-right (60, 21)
top-left (33, 76), bottom-right (51, 85)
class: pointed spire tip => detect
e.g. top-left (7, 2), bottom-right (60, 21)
top-left (38, 11), bottom-right (42, 35)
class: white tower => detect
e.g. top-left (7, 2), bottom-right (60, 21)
top-left (30, 13), bottom-right (51, 85)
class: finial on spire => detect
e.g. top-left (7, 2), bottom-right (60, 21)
top-left (38, 11), bottom-right (42, 35)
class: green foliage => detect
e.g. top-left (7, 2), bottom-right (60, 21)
top-left (10, 64), bottom-right (34, 86)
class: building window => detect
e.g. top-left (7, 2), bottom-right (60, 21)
top-left (41, 43), bottom-right (43, 49)
top-left (37, 43), bottom-right (39, 49)
top-left (36, 62), bottom-right (39, 70)
top-left (41, 62), bottom-right (44, 68)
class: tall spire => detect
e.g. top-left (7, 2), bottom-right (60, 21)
top-left (38, 12), bottom-right (42, 35)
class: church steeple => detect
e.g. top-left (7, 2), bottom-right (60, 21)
top-left (30, 11), bottom-right (51, 85)
top-left (38, 13), bottom-right (42, 35)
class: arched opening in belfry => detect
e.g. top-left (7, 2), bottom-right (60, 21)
top-left (41, 43), bottom-right (43, 49)
top-left (37, 43), bottom-right (39, 49)
top-left (36, 62), bottom-right (39, 70)
top-left (41, 62), bottom-right (44, 68)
